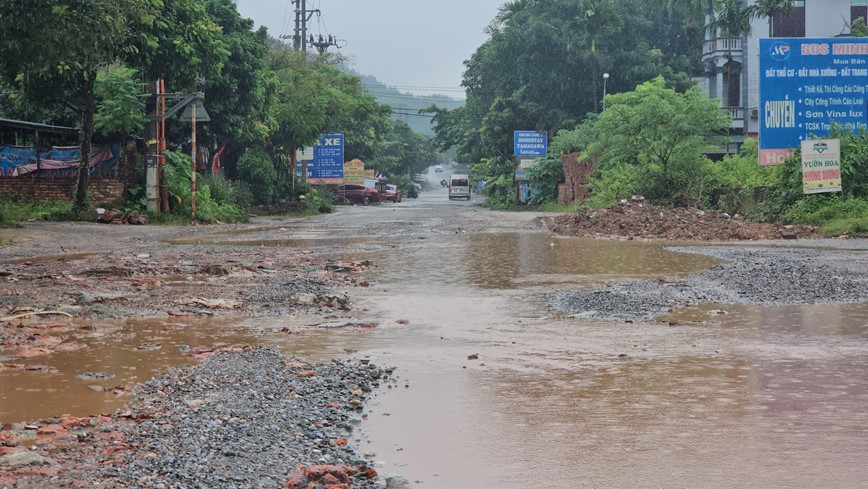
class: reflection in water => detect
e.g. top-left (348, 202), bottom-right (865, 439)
top-left (353, 237), bottom-right (868, 488)
top-left (375, 234), bottom-right (720, 290)
top-left (3, 230), bottom-right (867, 487)
top-left (0, 318), bottom-right (257, 422)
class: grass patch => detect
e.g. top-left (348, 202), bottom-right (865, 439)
top-left (0, 199), bottom-right (76, 226)
top-left (821, 216), bottom-right (868, 237)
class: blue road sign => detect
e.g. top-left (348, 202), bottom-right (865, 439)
top-left (309, 134), bottom-right (344, 182)
top-left (759, 38), bottom-right (868, 166)
top-left (514, 131), bottom-right (548, 157)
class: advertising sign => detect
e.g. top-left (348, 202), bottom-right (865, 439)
top-left (365, 169), bottom-right (376, 180)
top-left (514, 157), bottom-right (537, 182)
top-left (343, 159), bottom-right (365, 185)
top-left (308, 134), bottom-right (344, 184)
top-left (759, 38), bottom-right (868, 166)
top-left (514, 131), bottom-right (548, 157)
top-left (800, 138), bottom-right (842, 194)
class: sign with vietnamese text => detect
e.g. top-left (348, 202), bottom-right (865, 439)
top-left (800, 138), bottom-right (842, 194)
top-left (514, 131), bottom-right (548, 157)
top-left (343, 159), bottom-right (365, 185)
top-left (759, 38), bottom-right (868, 166)
top-left (308, 134), bottom-right (344, 184)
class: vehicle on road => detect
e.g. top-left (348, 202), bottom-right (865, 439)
top-left (330, 184), bottom-right (381, 205)
top-left (384, 184), bottom-right (402, 202)
top-left (434, 165), bottom-right (443, 172)
top-left (448, 174), bottom-right (471, 200)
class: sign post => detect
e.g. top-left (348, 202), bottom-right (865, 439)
top-left (513, 131), bottom-right (547, 203)
top-left (308, 134), bottom-right (344, 185)
top-left (800, 138), bottom-right (842, 194)
top-left (759, 38), bottom-right (868, 166)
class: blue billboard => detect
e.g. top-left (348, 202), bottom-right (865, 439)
top-left (309, 134), bottom-right (344, 183)
top-left (759, 38), bottom-right (868, 166)
top-left (514, 131), bottom-right (548, 157)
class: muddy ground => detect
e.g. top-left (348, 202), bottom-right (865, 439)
top-left (548, 196), bottom-right (822, 240)
top-left (1, 192), bottom-right (867, 488)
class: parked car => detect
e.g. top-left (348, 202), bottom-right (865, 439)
top-left (434, 165), bottom-right (443, 172)
top-left (384, 184), bottom-right (402, 202)
top-left (330, 184), bottom-right (381, 205)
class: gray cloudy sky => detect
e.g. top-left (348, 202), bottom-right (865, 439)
top-left (235, 0), bottom-right (505, 98)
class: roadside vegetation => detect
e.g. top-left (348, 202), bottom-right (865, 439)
top-left (0, 0), bottom-right (437, 221)
top-left (424, 0), bottom-right (865, 237)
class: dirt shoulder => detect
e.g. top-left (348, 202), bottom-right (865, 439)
top-left (547, 196), bottom-right (821, 241)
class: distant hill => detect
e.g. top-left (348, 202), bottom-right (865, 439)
top-left (342, 68), bottom-right (464, 136)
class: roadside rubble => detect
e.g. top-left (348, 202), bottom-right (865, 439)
top-left (548, 196), bottom-right (821, 241)
top-left (0, 348), bottom-right (393, 488)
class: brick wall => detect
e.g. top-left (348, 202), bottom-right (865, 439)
top-left (0, 142), bottom-right (141, 206)
top-left (558, 152), bottom-right (593, 205)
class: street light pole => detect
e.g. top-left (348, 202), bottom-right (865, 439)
top-left (602, 73), bottom-right (610, 111)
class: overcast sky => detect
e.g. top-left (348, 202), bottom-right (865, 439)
top-left (235, 0), bottom-right (505, 98)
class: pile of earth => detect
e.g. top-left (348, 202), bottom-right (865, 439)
top-left (547, 196), bottom-right (821, 241)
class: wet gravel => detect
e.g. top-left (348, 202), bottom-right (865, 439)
top-left (88, 348), bottom-right (392, 488)
top-left (548, 246), bottom-right (868, 322)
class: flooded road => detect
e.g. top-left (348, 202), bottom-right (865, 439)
top-left (2, 174), bottom-right (867, 487)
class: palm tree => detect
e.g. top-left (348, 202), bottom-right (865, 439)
top-left (749, 0), bottom-right (797, 37)
top-left (706, 0), bottom-right (753, 39)
top-left (706, 0), bottom-right (753, 115)
top-left (667, 0), bottom-right (713, 75)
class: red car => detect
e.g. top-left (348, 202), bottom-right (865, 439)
top-left (384, 184), bottom-right (402, 202)
top-left (331, 184), bottom-right (381, 205)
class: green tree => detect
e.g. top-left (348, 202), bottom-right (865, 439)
top-left (749, 0), bottom-right (797, 37)
top-left (430, 0), bottom-right (700, 205)
top-left (0, 0), bottom-right (157, 209)
top-left (236, 146), bottom-right (276, 205)
top-left (851, 16), bottom-right (868, 37)
top-left (582, 77), bottom-right (731, 206)
top-left (133, 0), bottom-right (229, 91)
top-left (93, 66), bottom-right (147, 140)
top-left (201, 0), bottom-right (272, 151)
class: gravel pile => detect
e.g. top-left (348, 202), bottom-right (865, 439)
top-left (91, 348), bottom-right (393, 488)
top-left (548, 246), bottom-right (868, 322)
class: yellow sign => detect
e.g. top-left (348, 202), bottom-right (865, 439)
top-left (800, 139), bottom-right (842, 194)
top-left (344, 159), bottom-right (365, 185)
top-left (365, 169), bottom-right (375, 179)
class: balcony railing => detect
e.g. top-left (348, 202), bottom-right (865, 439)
top-left (704, 37), bottom-right (743, 53)
top-left (702, 37), bottom-right (744, 63)
top-left (725, 106), bottom-right (745, 129)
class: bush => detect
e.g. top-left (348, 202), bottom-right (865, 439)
top-left (307, 185), bottom-right (335, 214)
top-left (783, 195), bottom-right (868, 225)
top-left (163, 150), bottom-right (249, 223)
top-left (236, 147), bottom-right (277, 205)
top-left (783, 196), bottom-right (868, 237)
top-left (198, 173), bottom-right (253, 210)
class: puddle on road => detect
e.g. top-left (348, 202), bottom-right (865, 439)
top-left (4, 229), bottom-right (868, 487)
top-left (373, 233), bottom-right (719, 290)
top-left (0, 317), bottom-right (258, 422)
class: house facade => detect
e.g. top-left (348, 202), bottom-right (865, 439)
top-left (700, 0), bottom-right (865, 136)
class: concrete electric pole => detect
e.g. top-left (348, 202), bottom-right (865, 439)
top-left (279, 1), bottom-right (341, 53)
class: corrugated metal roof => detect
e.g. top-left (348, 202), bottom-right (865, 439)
top-left (0, 117), bottom-right (79, 135)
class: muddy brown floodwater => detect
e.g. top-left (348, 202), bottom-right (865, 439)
top-left (2, 173), bottom-right (867, 488)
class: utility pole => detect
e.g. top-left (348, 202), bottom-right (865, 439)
top-left (281, 0), bottom-right (319, 52)
top-left (280, 1), bottom-right (341, 53)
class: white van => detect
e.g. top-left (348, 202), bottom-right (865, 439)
top-left (448, 174), bottom-right (471, 200)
